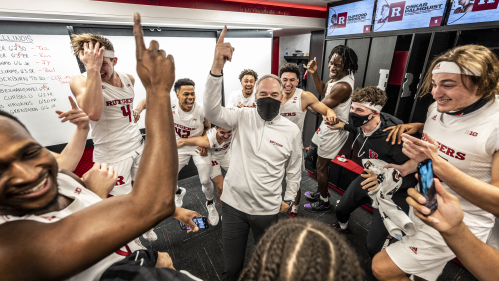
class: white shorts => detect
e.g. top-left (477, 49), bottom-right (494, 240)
top-left (210, 153), bottom-right (230, 179)
top-left (107, 144), bottom-right (144, 196)
top-left (386, 207), bottom-right (491, 280)
top-left (178, 148), bottom-right (212, 171)
top-left (311, 122), bottom-right (349, 159)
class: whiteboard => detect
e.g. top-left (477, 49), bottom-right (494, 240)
top-left (222, 37), bottom-right (272, 106)
top-left (0, 34), bottom-right (82, 146)
top-left (105, 36), bottom-right (216, 129)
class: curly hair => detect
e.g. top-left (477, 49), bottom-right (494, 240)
top-left (239, 69), bottom-right (258, 81)
top-left (278, 63), bottom-right (300, 79)
top-left (0, 110), bottom-right (28, 132)
top-left (351, 86), bottom-right (387, 107)
top-left (238, 218), bottom-right (363, 281)
top-left (419, 44), bottom-right (499, 101)
top-left (174, 78), bottom-right (195, 93)
top-left (328, 45), bottom-right (359, 75)
top-left (70, 33), bottom-right (114, 57)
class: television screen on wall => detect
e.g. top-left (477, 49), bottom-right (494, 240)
top-left (447, 0), bottom-right (499, 26)
top-left (326, 0), bottom-right (376, 36)
top-left (373, 0), bottom-right (448, 32)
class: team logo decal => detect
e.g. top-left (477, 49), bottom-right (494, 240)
top-left (369, 149), bottom-right (379, 159)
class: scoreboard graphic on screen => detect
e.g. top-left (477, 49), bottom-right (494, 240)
top-left (327, 0), bottom-right (375, 36)
top-left (447, 0), bottom-right (499, 26)
top-left (373, 0), bottom-right (447, 32)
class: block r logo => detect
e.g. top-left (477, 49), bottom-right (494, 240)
top-left (473, 0), bottom-right (499, 12)
top-left (388, 1), bottom-right (406, 22)
top-left (337, 12), bottom-right (347, 28)
top-left (363, 25), bottom-right (371, 33)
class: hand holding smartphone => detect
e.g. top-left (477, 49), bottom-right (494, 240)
top-left (417, 159), bottom-right (438, 215)
top-left (179, 217), bottom-right (209, 230)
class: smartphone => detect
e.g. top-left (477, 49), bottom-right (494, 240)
top-left (417, 159), bottom-right (438, 215)
top-left (179, 217), bottom-right (209, 230)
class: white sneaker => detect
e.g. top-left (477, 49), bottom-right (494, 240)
top-left (134, 238), bottom-right (146, 249)
top-left (206, 201), bottom-right (219, 226)
top-left (142, 228), bottom-right (157, 241)
top-left (175, 187), bottom-right (186, 207)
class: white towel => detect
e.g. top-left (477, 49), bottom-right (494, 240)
top-left (363, 159), bottom-right (417, 241)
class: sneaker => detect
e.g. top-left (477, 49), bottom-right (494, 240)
top-left (175, 187), bottom-right (186, 207)
top-left (331, 221), bottom-right (351, 233)
top-left (206, 201), bottom-right (219, 226)
top-left (142, 228), bottom-right (158, 241)
top-left (134, 237), bottom-right (146, 249)
top-left (304, 191), bottom-right (329, 201)
top-left (289, 211), bottom-right (299, 218)
top-left (304, 200), bottom-right (333, 213)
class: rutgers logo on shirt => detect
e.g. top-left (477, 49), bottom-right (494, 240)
top-left (421, 135), bottom-right (466, 160)
top-left (369, 149), bottom-right (378, 159)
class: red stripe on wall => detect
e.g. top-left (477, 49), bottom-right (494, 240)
top-left (272, 37), bottom-right (279, 75)
top-left (388, 51), bottom-right (409, 86)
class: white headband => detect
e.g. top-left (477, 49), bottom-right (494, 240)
top-left (352, 101), bottom-right (383, 112)
top-left (432, 61), bottom-right (481, 76)
top-left (103, 50), bottom-right (115, 58)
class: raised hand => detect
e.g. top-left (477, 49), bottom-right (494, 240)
top-left (56, 96), bottom-right (90, 130)
top-left (132, 108), bottom-right (141, 123)
top-left (211, 26), bottom-right (235, 75)
top-left (402, 133), bottom-right (439, 163)
top-left (383, 123), bottom-right (424, 145)
top-left (79, 41), bottom-right (104, 71)
top-left (307, 57), bottom-right (318, 74)
top-left (133, 13), bottom-right (175, 93)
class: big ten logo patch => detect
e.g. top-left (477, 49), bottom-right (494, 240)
top-left (465, 130), bottom-right (478, 137)
top-left (473, 0), bottom-right (499, 11)
top-left (337, 12), bottom-right (348, 28)
top-left (388, 1), bottom-right (406, 22)
top-left (115, 176), bottom-right (125, 186)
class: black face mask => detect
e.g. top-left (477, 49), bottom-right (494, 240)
top-left (350, 112), bottom-right (372, 127)
top-left (256, 97), bottom-right (281, 121)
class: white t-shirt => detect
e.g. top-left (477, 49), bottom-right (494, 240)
top-left (172, 99), bottom-right (205, 155)
top-left (280, 88), bottom-right (306, 134)
top-left (228, 90), bottom-right (255, 108)
top-left (0, 172), bottom-right (141, 281)
top-left (206, 127), bottom-right (231, 160)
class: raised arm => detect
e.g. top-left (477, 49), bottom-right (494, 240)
top-left (307, 57), bottom-right (328, 96)
top-left (50, 96), bottom-right (90, 171)
top-left (177, 135), bottom-right (211, 149)
top-left (69, 42), bottom-right (105, 121)
top-left (204, 26), bottom-right (239, 130)
top-left (303, 90), bottom-right (338, 125)
top-left (133, 98), bottom-right (146, 123)
top-left (0, 14), bottom-right (178, 281)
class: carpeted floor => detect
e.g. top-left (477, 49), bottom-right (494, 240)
top-left (138, 171), bottom-right (478, 281)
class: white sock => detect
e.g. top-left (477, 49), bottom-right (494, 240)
top-left (291, 205), bottom-right (299, 213)
top-left (320, 195), bottom-right (328, 202)
top-left (339, 221), bottom-right (348, 229)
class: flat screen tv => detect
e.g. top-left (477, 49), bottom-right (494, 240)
top-left (373, 0), bottom-right (448, 32)
top-left (447, 0), bottom-right (499, 26)
top-left (327, 0), bottom-right (376, 36)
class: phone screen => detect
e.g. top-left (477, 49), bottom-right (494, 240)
top-left (179, 217), bottom-right (208, 230)
top-left (418, 159), bottom-right (438, 214)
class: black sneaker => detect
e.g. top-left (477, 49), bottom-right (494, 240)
top-left (304, 200), bottom-right (333, 213)
top-left (304, 190), bottom-right (329, 201)
top-left (331, 221), bottom-right (351, 233)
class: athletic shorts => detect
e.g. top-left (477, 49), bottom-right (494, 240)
top-left (386, 206), bottom-right (491, 280)
top-left (210, 153), bottom-right (230, 179)
top-left (107, 144), bottom-right (144, 196)
top-left (178, 148), bottom-right (212, 171)
top-left (311, 123), bottom-right (349, 159)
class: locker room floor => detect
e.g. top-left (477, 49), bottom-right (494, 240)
top-left (137, 171), bottom-right (478, 281)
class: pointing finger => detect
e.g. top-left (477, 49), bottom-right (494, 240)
top-left (68, 96), bottom-right (78, 109)
top-left (218, 25), bottom-right (227, 44)
top-left (133, 13), bottom-right (146, 59)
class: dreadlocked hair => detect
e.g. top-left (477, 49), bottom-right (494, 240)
top-left (174, 78), bottom-right (195, 93)
top-left (239, 69), bottom-right (259, 81)
top-left (70, 33), bottom-right (114, 57)
top-left (351, 86), bottom-right (387, 107)
top-left (328, 45), bottom-right (359, 75)
top-left (278, 63), bottom-right (300, 79)
top-left (238, 218), bottom-right (363, 281)
top-left (0, 110), bottom-right (28, 132)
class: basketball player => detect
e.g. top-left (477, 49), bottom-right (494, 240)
top-left (278, 63), bottom-right (337, 218)
top-left (0, 14), bottom-right (199, 280)
top-left (177, 125), bottom-right (232, 207)
top-left (305, 45), bottom-right (358, 213)
top-left (372, 45), bottom-right (499, 281)
top-left (69, 33), bottom-right (157, 241)
top-left (135, 79), bottom-right (219, 226)
top-left (205, 27), bottom-right (302, 281)
top-left (227, 69), bottom-right (258, 108)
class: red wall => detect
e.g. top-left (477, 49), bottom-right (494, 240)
top-left (272, 37), bottom-right (279, 75)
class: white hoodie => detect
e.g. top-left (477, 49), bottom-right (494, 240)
top-left (204, 73), bottom-right (302, 215)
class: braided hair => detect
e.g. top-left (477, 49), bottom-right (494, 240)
top-left (238, 218), bottom-right (364, 281)
top-left (329, 45), bottom-right (359, 75)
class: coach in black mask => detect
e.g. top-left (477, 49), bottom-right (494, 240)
top-left (203, 27), bottom-right (303, 281)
